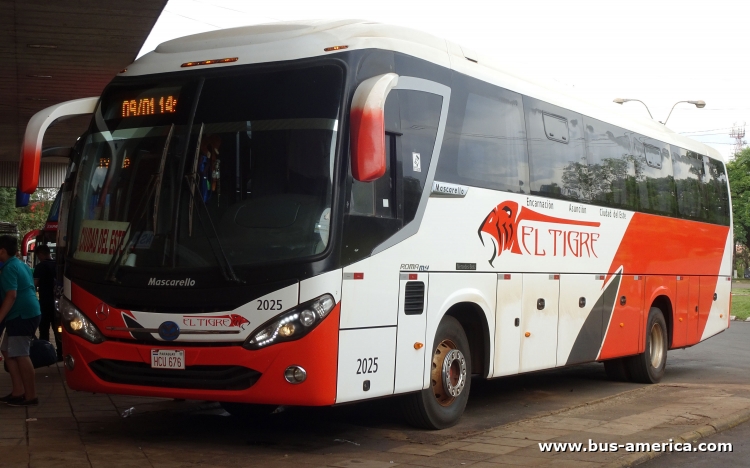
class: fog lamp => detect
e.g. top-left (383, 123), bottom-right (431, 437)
top-left (284, 366), bottom-right (307, 384)
top-left (64, 355), bottom-right (75, 370)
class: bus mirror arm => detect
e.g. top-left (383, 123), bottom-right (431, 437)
top-left (349, 73), bottom-right (398, 182)
top-left (19, 97), bottom-right (99, 194)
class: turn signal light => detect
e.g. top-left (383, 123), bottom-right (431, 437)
top-left (525, 332), bottom-right (531, 337)
top-left (324, 45), bottom-right (348, 52)
top-left (414, 342), bottom-right (424, 350)
top-left (181, 57), bottom-right (238, 68)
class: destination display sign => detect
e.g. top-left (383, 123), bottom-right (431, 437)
top-left (73, 220), bottom-right (130, 264)
top-left (101, 85), bottom-right (183, 120)
top-left (121, 95), bottom-right (178, 118)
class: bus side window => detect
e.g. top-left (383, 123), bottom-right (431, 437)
top-left (349, 90), bottom-right (400, 218)
top-left (702, 156), bottom-right (730, 226)
top-left (634, 136), bottom-right (675, 216)
top-left (398, 90), bottom-right (442, 224)
top-left (672, 147), bottom-right (704, 220)
top-left (525, 97), bottom-right (586, 201)
top-left (582, 117), bottom-right (636, 209)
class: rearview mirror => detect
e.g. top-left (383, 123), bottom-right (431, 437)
top-left (19, 97), bottom-right (98, 194)
top-left (349, 73), bottom-right (398, 182)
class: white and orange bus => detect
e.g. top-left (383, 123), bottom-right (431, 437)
top-left (18, 20), bottom-right (732, 429)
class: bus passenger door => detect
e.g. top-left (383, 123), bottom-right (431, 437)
top-left (673, 276), bottom-right (690, 348)
top-left (686, 276), bottom-right (701, 344)
top-left (519, 273), bottom-right (560, 373)
top-left (493, 273), bottom-right (522, 377)
top-left (394, 272), bottom-right (429, 393)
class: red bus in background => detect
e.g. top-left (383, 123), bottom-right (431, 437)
top-left (21, 188), bottom-right (63, 266)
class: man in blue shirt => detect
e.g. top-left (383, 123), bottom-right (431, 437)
top-left (0, 235), bottom-right (41, 406)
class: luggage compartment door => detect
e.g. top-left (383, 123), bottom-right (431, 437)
top-left (519, 273), bottom-right (560, 373)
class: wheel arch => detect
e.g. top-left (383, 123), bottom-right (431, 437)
top-left (651, 294), bottom-right (673, 348)
top-left (444, 302), bottom-right (492, 378)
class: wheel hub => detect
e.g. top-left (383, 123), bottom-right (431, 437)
top-left (649, 322), bottom-right (665, 368)
top-left (431, 339), bottom-right (467, 406)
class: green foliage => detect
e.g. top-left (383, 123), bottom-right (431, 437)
top-left (0, 188), bottom-right (58, 236)
top-left (727, 147), bottom-right (750, 246)
top-left (730, 291), bottom-right (750, 320)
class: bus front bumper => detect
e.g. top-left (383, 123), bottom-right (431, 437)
top-left (62, 305), bottom-right (340, 406)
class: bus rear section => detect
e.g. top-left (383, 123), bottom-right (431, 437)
top-left (15, 21), bottom-right (731, 429)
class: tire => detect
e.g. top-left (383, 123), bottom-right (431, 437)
top-left (219, 402), bottom-right (277, 418)
top-left (625, 307), bottom-right (668, 383)
top-left (401, 315), bottom-right (472, 429)
top-left (603, 358), bottom-right (630, 381)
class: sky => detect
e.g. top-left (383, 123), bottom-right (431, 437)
top-left (137, 0), bottom-right (750, 160)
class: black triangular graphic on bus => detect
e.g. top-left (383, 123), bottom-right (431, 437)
top-left (565, 273), bottom-right (621, 366)
top-left (123, 314), bottom-right (156, 342)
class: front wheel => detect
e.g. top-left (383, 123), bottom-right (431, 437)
top-left (626, 307), bottom-right (668, 383)
top-left (401, 315), bottom-right (471, 429)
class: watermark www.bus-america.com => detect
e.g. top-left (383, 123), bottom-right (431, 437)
top-left (539, 439), bottom-right (732, 453)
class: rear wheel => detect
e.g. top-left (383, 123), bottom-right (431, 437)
top-left (626, 307), bottom-right (668, 383)
top-left (401, 315), bottom-right (471, 429)
top-left (219, 402), bottom-right (277, 418)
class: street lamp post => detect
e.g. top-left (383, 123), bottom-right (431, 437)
top-left (663, 100), bottom-right (706, 126)
top-left (613, 98), bottom-right (654, 119)
top-left (613, 98), bottom-right (705, 125)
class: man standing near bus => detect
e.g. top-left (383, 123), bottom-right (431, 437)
top-left (33, 244), bottom-right (61, 361)
top-left (0, 235), bottom-right (41, 406)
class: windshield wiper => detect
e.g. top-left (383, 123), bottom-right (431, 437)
top-left (152, 124), bottom-right (173, 231)
top-left (105, 124), bottom-right (175, 282)
top-left (187, 123), bottom-right (204, 237)
top-left (183, 171), bottom-right (242, 283)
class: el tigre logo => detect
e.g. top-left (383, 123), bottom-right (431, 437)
top-left (478, 200), bottom-right (601, 266)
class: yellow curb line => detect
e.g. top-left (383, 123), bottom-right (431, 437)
top-left (602, 406), bottom-right (750, 468)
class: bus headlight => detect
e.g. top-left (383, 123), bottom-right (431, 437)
top-left (59, 297), bottom-right (105, 344)
top-left (244, 294), bottom-right (335, 350)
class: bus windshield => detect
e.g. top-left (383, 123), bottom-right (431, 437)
top-left (68, 64), bottom-right (343, 272)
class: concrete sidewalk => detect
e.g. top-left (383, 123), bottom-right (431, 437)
top-left (2, 361), bottom-right (750, 468)
top-left (386, 383), bottom-right (750, 467)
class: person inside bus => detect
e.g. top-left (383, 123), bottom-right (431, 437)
top-left (33, 244), bottom-right (62, 361)
top-left (0, 235), bottom-right (41, 406)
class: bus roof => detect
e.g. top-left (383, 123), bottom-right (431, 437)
top-left (124, 19), bottom-right (724, 162)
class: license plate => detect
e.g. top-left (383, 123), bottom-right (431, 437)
top-left (150, 349), bottom-right (185, 370)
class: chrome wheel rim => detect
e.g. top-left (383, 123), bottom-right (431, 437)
top-left (649, 322), bottom-right (665, 368)
top-left (431, 339), bottom-right (467, 407)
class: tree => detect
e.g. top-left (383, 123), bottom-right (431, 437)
top-left (0, 188), bottom-right (58, 236)
top-left (727, 148), bottom-right (750, 246)
top-left (727, 148), bottom-right (750, 273)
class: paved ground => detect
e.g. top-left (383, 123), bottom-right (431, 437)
top-left (640, 419), bottom-right (750, 468)
top-left (1, 323), bottom-right (749, 468)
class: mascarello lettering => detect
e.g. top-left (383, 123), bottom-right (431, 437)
top-left (147, 277), bottom-right (196, 287)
